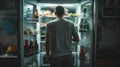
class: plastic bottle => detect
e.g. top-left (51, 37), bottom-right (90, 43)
top-left (84, 19), bottom-right (89, 31)
top-left (24, 40), bottom-right (29, 53)
top-left (26, 8), bottom-right (32, 20)
top-left (34, 40), bottom-right (38, 51)
top-left (32, 61), bottom-right (37, 67)
top-left (33, 9), bottom-right (39, 19)
top-left (80, 46), bottom-right (85, 61)
top-left (85, 52), bottom-right (90, 64)
top-left (80, 19), bottom-right (83, 30)
top-left (29, 40), bottom-right (34, 52)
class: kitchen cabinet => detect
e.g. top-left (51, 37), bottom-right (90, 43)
top-left (102, 0), bottom-right (120, 18)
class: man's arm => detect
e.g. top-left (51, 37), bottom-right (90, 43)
top-left (72, 32), bottom-right (79, 42)
top-left (46, 33), bottom-right (51, 56)
top-left (72, 24), bottom-right (79, 42)
top-left (46, 24), bottom-right (51, 56)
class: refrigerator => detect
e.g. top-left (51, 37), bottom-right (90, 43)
top-left (20, 0), bottom-right (97, 67)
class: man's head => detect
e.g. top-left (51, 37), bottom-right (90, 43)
top-left (54, 6), bottom-right (65, 18)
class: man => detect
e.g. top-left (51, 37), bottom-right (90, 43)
top-left (46, 6), bottom-right (79, 67)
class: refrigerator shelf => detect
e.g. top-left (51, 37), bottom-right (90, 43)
top-left (79, 29), bottom-right (90, 32)
top-left (24, 21), bottom-right (39, 23)
top-left (41, 35), bottom-right (46, 37)
top-left (24, 50), bottom-right (39, 57)
top-left (40, 41), bottom-right (46, 43)
top-left (40, 52), bottom-right (77, 55)
top-left (24, 18), bottom-right (38, 21)
top-left (40, 16), bottom-right (78, 18)
top-left (24, 33), bottom-right (39, 36)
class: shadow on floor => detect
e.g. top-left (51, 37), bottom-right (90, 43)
top-left (96, 47), bottom-right (120, 67)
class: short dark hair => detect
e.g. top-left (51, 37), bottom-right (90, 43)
top-left (55, 6), bottom-right (65, 18)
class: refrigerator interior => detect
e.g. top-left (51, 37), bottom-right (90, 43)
top-left (38, 3), bottom-right (81, 67)
top-left (38, 2), bottom-right (93, 67)
top-left (22, 0), bottom-right (94, 67)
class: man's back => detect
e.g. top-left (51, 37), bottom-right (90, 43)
top-left (46, 6), bottom-right (79, 67)
top-left (47, 18), bottom-right (77, 57)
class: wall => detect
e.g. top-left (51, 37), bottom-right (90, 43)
top-left (98, 19), bottom-right (120, 50)
top-left (0, 0), bottom-right (18, 46)
top-left (97, 0), bottom-right (120, 50)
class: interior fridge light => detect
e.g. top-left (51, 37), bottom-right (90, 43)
top-left (41, 4), bottom-right (78, 7)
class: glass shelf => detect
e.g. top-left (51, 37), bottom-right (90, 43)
top-left (41, 35), bottom-right (46, 37)
top-left (40, 16), bottom-right (79, 18)
top-left (24, 33), bottom-right (39, 36)
top-left (24, 50), bottom-right (39, 57)
top-left (24, 21), bottom-right (39, 23)
top-left (40, 41), bottom-right (46, 43)
top-left (40, 52), bottom-right (77, 54)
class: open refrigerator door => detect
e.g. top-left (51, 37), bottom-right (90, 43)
top-left (22, 0), bottom-right (41, 67)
